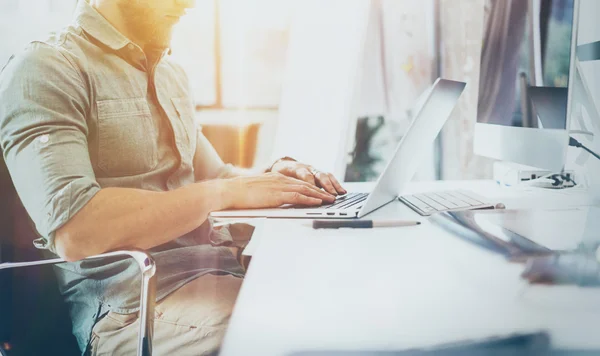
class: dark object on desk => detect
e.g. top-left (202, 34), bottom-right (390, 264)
top-left (312, 219), bottom-right (420, 229)
top-left (431, 210), bottom-right (552, 259)
top-left (290, 331), bottom-right (570, 355)
top-left (523, 252), bottom-right (600, 286)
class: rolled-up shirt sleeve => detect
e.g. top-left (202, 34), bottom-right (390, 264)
top-left (0, 43), bottom-right (100, 254)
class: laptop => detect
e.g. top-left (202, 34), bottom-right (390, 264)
top-left (211, 78), bottom-right (466, 219)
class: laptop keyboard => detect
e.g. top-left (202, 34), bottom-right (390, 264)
top-left (399, 190), bottom-right (492, 216)
top-left (321, 192), bottom-right (369, 210)
top-left (286, 192), bottom-right (368, 210)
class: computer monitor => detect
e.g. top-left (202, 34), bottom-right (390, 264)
top-left (474, 0), bottom-right (579, 171)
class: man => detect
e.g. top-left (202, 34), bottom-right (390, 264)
top-left (0, 0), bottom-right (346, 354)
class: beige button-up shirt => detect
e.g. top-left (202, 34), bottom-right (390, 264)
top-left (0, 0), bottom-right (235, 252)
top-left (0, 1), bottom-right (241, 352)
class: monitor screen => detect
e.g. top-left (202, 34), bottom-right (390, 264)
top-left (477, 0), bottom-right (575, 129)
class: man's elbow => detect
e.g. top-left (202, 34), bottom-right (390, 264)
top-left (54, 224), bottom-right (96, 262)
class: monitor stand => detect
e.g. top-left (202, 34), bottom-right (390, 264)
top-left (494, 85), bottom-right (578, 189)
top-left (528, 87), bottom-right (568, 129)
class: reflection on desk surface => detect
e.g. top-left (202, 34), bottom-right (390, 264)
top-left (288, 331), bottom-right (600, 356)
top-left (435, 207), bottom-right (600, 256)
top-left (472, 207), bottom-right (600, 251)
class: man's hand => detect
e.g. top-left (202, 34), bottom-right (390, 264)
top-left (270, 161), bottom-right (347, 196)
top-left (221, 172), bottom-right (337, 210)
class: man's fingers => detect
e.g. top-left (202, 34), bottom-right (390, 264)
top-left (315, 172), bottom-right (337, 195)
top-left (329, 174), bottom-right (347, 194)
top-left (282, 176), bottom-right (335, 202)
top-left (280, 192), bottom-right (322, 206)
top-left (296, 167), bottom-right (316, 186)
top-left (287, 184), bottom-right (334, 202)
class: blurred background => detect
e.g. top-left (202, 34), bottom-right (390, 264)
top-left (0, 0), bottom-right (594, 184)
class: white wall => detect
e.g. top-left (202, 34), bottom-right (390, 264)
top-left (0, 0), bottom-right (76, 65)
top-left (271, 0), bottom-right (372, 177)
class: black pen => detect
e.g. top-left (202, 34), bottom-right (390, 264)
top-left (313, 219), bottom-right (421, 229)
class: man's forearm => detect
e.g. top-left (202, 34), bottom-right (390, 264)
top-left (54, 180), bottom-right (230, 261)
top-left (214, 164), bottom-right (264, 179)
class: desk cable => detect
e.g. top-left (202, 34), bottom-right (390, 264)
top-left (569, 136), bottom-right (600, 162)
top-left (519, 172), bottom-right (577, 189)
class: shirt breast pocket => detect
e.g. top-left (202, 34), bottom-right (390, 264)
top-left (171, 97), bottom-right (198, 160)
top-left (96, 98), bottom-right (158, 176)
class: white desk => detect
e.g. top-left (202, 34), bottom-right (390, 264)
top-left (220, 181), bottom-right (600, 356)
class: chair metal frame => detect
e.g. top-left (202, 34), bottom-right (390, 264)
top-left (0, 250), bottom-right (156, 356)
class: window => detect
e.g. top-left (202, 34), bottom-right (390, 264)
top-left (170, 0), bottom-right (295, 110)
top-left (1, 0), bottom-right (294, 112)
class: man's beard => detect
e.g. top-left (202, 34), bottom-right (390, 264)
top-left (116, 1), bottom-right (173, 48)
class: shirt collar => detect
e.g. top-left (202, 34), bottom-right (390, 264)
top-left (73, 0), bottom-right (131, 51)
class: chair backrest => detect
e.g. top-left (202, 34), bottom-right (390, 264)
top-left (0, 151), bottom-right (15, 262)
top-left (0, 151), bottom-right (80, 356)
top-left (0, 151), bottom-right (15, 348)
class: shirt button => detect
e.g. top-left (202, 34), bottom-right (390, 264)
top-left (39, 134), bottom-right (49, 143)
top-left (128, 43), bottom-right (135, 50)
